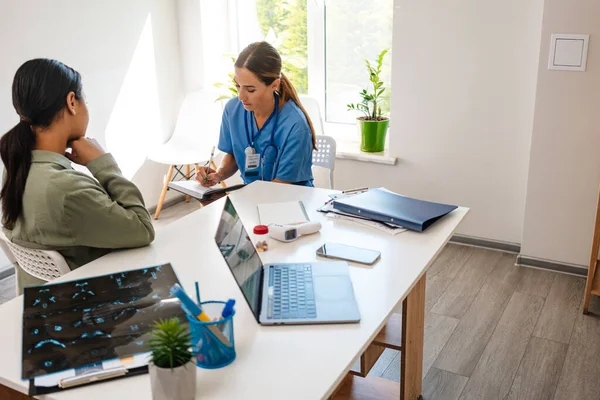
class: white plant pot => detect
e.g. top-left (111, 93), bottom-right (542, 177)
top-left (149, 361), bottom-right (197, 400)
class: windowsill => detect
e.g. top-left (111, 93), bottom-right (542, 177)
top-left (323, 122), bottom-right (397, 166)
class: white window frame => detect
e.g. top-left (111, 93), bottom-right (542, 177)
top-left (310, 0), bottom-right (375, 131)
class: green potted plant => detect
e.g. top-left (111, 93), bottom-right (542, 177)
top-left (148, 318), bottom-right (196, 400)
top-left (347, 49), bottom-right (390, 153)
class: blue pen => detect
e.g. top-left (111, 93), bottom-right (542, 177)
top-left (170, 284), bottom-right (232, 347)
top-left (221, 299), bottom-right (236, 318)
top-left (195, 281), bottom-right (201, 304)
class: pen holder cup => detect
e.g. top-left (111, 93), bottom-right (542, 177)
top-left (187, 301), bottom-right (236, 369)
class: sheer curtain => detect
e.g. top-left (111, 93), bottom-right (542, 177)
top-left (177, 0), bottom-right (264, 95)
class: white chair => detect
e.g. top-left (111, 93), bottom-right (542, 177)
top-left (0, 232), bottom-right (70, 295)
top-left (298, 95), bottom-right (336, 189)
top-left (148, 91), bottom-right (226, 219)
top-left (313, 136), bottom-right (336, 189)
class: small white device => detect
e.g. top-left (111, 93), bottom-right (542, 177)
top-left (268, 221), bottom-right (322, 242)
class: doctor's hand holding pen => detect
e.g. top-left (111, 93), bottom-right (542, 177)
top-left (195, 145), bottom-right (220, 187)
top-left (196, 150), bottom-right (240, 188)
top-left (195, 165), bottom-right (222, 188)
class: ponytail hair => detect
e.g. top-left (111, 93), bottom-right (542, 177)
top-left (278, 73), bottom-right (317, 150)
top-left (0, 121), bottom-right (36, 229)
top-left (235, 41), bottom-right (317, 150)
top-left (1, 58), bottom-right (82, 229)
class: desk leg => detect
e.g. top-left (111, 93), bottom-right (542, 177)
top-left (400, 274), bottom-right (426, 400)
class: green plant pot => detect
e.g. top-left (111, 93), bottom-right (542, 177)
top-left (358, 118), bottom-right (389, 152)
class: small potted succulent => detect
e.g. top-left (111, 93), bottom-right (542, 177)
top-left (347, 49), bottom-right (390, 153)
top-left (148, 318), bottom-right (196, 400)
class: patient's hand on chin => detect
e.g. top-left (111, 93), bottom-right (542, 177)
top-left (65, 138), bottom-right (105, 166)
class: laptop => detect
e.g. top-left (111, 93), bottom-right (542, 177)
top-left (215, 197), bottom-right (361, 325)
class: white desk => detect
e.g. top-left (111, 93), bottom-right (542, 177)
top-left (0, 181), bottom-right (468, 400)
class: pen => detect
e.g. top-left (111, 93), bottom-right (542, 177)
top-left (221, 299), bottom-right (236, 318)
top-left (342, 187), bottom-right (368, 194)
top-left (204, 146), bottom-right (216, 184)
top-left (58, 366), bottom-right (127, 388)
top-left (195, 281), bottom-right (201, 304)
top-left (171, 284), bottom-right (215, 324)
top-left (170, 284), bottom-right (204, 318)
top-left (169, 284), bottom-right (232, 347)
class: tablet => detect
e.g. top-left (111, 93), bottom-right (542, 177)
top-left (22, 263), bottom-right (185, 379)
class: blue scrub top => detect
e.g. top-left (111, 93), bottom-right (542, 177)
top-left (218, 96), bottom-right (314, 187)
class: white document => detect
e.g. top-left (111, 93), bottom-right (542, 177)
top-left (257, 201), bottom-right (309, 226)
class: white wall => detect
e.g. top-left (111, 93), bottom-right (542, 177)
top-left (0, 0), bottom-right (183, 208)
top-left (334, 0), bottom-right (544, 244)
top-left (521, 0), bottom-right (600, 266)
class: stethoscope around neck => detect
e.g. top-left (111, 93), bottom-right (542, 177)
top-left (244, 93), bottom-right (280, 181)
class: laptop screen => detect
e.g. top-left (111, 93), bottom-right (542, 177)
top-left (215, 197), bottom-right (264, 320)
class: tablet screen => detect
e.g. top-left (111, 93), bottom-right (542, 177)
top-left (22, 263), bottom-right (186, 379)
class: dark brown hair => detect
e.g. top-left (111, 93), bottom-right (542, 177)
top-left (235, 41), bottom-right (317, 150)
top-left (0, 58), bottom-right (82, 229)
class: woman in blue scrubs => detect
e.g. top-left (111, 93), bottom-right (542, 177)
top-left (197, 41), bottom-right (316, 187)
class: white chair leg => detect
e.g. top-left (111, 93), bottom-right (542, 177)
top-left (154, 165), bottom-right (175, 220)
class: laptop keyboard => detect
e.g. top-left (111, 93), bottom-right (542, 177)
top-left (267, 264), bottom-right (316, 320)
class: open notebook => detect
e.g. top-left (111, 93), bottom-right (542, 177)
top-left (168, 180), bottom-right (246, 200)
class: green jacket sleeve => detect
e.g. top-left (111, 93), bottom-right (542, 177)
top-left (62, 153), bottom-right (155, 248)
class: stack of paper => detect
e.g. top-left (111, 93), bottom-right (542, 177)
top-left (318, 200), bottom-right (406, 235)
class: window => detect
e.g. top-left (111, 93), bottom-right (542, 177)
top-left (216, 0), bottom-right (393, 127)
top-left (255, 0), bottom-right (309, 94)
top-left (322, 0), bottom-right (393, 124)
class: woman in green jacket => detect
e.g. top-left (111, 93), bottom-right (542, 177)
top-left (1, 58), bottom-right (155, 293)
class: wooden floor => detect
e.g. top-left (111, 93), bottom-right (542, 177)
top-left (365, 244), bottom-right (600, 400)
top-left (1, 200), bottom-right (600, 399)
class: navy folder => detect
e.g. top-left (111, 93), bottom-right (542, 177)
top-left (332, 188), bottom-right (458, 232)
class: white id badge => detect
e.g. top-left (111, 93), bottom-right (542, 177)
top-left (244, 153), bottom-right (261, 178)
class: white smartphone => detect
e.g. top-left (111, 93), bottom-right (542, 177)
top-left (316, 243), bottom-right (381, 265)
